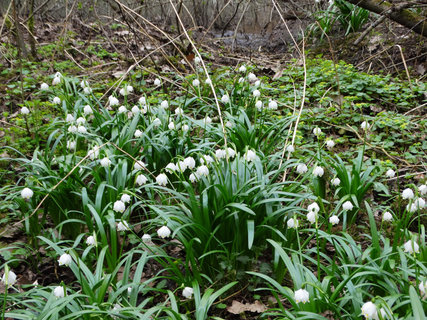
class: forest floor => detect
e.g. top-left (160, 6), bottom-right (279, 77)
top-left (0, 16), bottom-right (426, 319)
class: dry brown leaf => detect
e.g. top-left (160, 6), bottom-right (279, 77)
top-left (227, 300), bottom-right (267, 314)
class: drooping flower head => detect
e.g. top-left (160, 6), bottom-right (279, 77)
top-left (294, 288), bottom-right (309, 304)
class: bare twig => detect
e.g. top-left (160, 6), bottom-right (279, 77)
top-left (168, 0), bottom-right (228, 149)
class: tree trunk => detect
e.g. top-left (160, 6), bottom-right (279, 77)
top-left (345, 0), bottom-right (427, 37)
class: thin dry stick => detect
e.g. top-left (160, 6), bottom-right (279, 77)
top-left (282, 38), bottom-right (307, 183)
top-left (112, 0), bottom-right (195, 73)
top-left (168, 0), bottom-right (228, 149)
top-left (231, 0), bottom-right (251, 51)
top-left (271, 0), bottom-right (301, 56)
top-left (403, 102), bottom-right (427, 115)
top-left (201, 0), bottom-right (234, 42)
top-left (396, 44), bottom-right (413, 92)
top-left (11, 142), bottom-right (109, 228)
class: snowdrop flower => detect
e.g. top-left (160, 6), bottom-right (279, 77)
top-left (77, 125), bottom-right (87, 134)
top-left (418, 184), bottom-right (427, 195)
top-left (121, 194), bottom-right (131, 204)
top-left (175, 107), bottom-right (183, 115)
top-left (109, 96), bottom-right (119, 106)
top-left (83, 105), bottom-right (92, 115)
top-left (156, 173), bottom-right (168, 186)
top-left (117, 221), bottom-right (130, 231)
top-left (329, 215), bottom-right (340, 225)
top-left (88, 146), bottom-right (99, 160)
top-left (402, 188), bottom-right (414, 200)
top-left (248, 72), bottom-right (257, 82)
top-left (313, 166), bottom-right (324, 177)
top-left (286, 145), bottom-right (295, 153)
top-left (54, 286), bottom-right (65, 298)
top-left (287, 216), bottom-right (299, 229)
top-left (189, 173), bottom-right (198, 183)
top-left (66, 114), bottom-right (75, 122)
top-left (313, 127), bottom-right (322, 136)
top-left (296, 163), bottom-right (308, 174)
top-left (194, 56), bottom-right (201, 64)
top-left (136, 174), bottom-right (147, 186)
top-left (184, 157), bottom-right (196, 169)
top-left (268, 100), bottom-right (278, 110)
top-left (326, 140), bottom-right (335, 149)
top-left (361, 121), bottom-right (370, 130)
top-left (142, 234), bottom-right (152, 243)
top-left (385, 169), bottom-right (395, 178)
top-left (165, 163), bottom-right (177, 173)
top-left (21, 106), bottom-right (30, 115)
top-left (68, 125), bottom-right (77, 133)
top-left (113, 200), bottom-right (126, 213)
top-left (153, 118), bottom-right (161, 128)
top-left (205, 78), bottom-right (212, 85)
top-left (168, 122), bottom-right (175, 130)
top-left (342, 201), bottom-right (354, 211)
top-left (83, 87), bottom-right (92, 94)
top-left (244, 149), bottom-right (256, 162)
top-left (52, 76), bottom-right (61, 86)
top-left (203, 116), bottom-right (212, 125)
top-left (154, 78), bottom-right (161, 86)
top-left (227, 147), bottom-right (236, 158)
top-left (177, 161), bottom-right (187, 172)
top-left (403, 239), bottom-right (419, 254)
top-left (80, 80), bottom-right (89, 88)
top-left (215, 149), bottom-right (226, 159)
top-left (134, 129), bottom-right (143, 138)
top-left (200, 155), bottom-right (214, 165)
top-left (307, 211), bottom-right (317, 224)
top-left (86, 236), bottom-right (96, 246)
top-left (182, 287), bottom-right (194, 299)
top-left (134, 161), bottom-right (146, 171)
top-left (192, 79), bottom-right (200, 87)
top-left (58, 253), bottom-right (72, 266)
top-left (331, 178), bottom-right (340, 186)
top-left (100, 157), bottom-right (111, 168)
top-left (254, 80), bottom-right (261, 87)
top-left (182, 124), bottom-right (189, 132)
top-left (253, 89), bottom-right (260, 97)
top-left (361, 301), bottom-right (377, 319)
top-left (382, 211), bottom-right (393, 222)
top-left (239, 65), bottom-right (247, 72)
top-left (2, 269), bottom-right (17, 287)
top-left (255, 101), bottom-right (263, 111)
top-left (419, 280), bottom-right (427, 295)
top-left (120, 86), bottom-right (133, 96)
top-left (131, 105), bottom-right (140, 115)
top-left (294, 289), bottom-right (309, 304)
top-left (197, 165), bottom-right (209, 177)
top-left (21, 187), bottom-right (34, 200)
top-left (221, 94), bottom-right (230, 104)
top-left (76, 117), bottom-right (85, 125)
top-left (118, 106), bottom-right (127, 114)
top-left (66, 141), bottom-right (76, 151)
top-left (157, 226), bottom-right (171, 238)
top-left (160, 100), bottom-right (169, 109)
top-left (139, 96), bottom-right (146, 105)
top-left (53, 97), bottom-right (61, 105)
top-left (307, 202), bottom-right (320, 214)
top-left (407, 202), bottom-right (418, 213)
top-left (225, 121), bottom-right (234, 128)
top-left (414, 197), bottom-right (425, 209)
top-left (40, 82), bottom-right (49, 91)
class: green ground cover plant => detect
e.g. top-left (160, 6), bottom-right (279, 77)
top-left (0, 52), bottom-right (426, 319)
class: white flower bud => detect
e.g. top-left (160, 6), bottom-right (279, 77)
top-left (157, 226), bottom-right (171, 238)
top-left (58, 253), bottom-right (72, 266)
